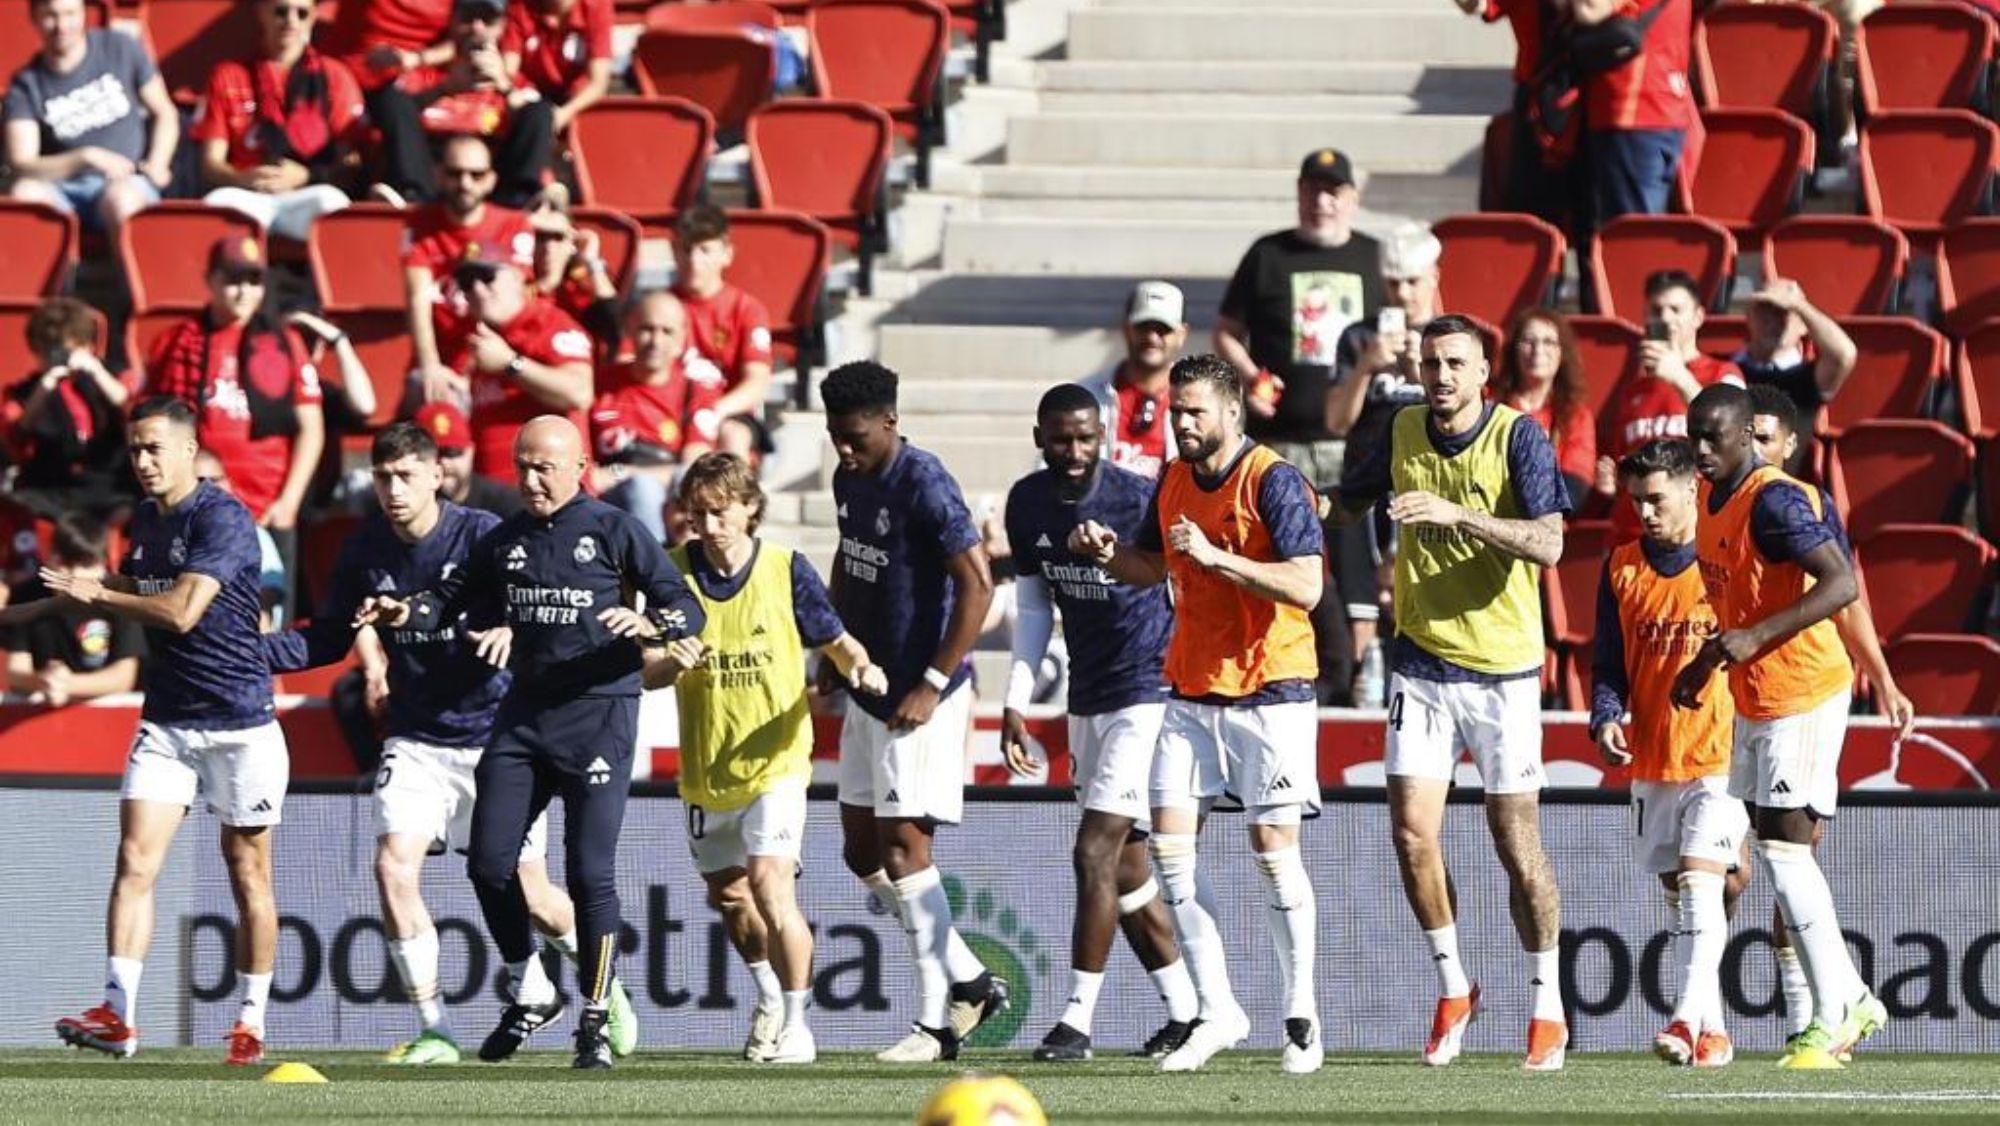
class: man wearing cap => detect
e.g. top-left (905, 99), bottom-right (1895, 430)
top-left (403, 133), bottom-right (534, 406)
top-left (589, 291), bottom-right (725, 544)
top-left (1731, 276), bottom-right (1857, 450)
top-left (1078, 281), bottom-right (1188, 480)
top-left (414, 401), bottom-right (524, 517)
top-left (437, 238), bottom-right (594, 485)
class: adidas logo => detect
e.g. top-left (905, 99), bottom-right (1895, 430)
top-left (587, 757), bottom-right (612, 786)
top-left (1772, 779), bottom-right (1793, 795)
top-left (1118, 789), bottom-right (1140, 803)
top-left (1713, 837), bottom-right (1734, 849)
top-left (883, 788), bottom-right (900, 804)
top-left (505, 544), bottom-right (529, 571)
top-left (752, 623), bottom-right (769, 636)
top-left (251, 799), bottom-right (273, 813)
top-left (837, 503), bottom-right (849, 519)
top-left (1520, 766), bottom-right (1539, 780)
top-left (1267, 774), bottom-right (1293, 793)
top-left (1035, 533), bottom-right (1052, 548)
top-left (1432, 953), bottom-right (1449, 963)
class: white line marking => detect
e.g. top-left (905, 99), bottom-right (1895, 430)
top-left (1670, 1092), bottom-right (2000, 1103)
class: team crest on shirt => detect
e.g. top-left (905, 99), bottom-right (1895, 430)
top-left (574, 535), bottom-right (597, 564)
top-left (169, 538), bottom-right (187, 566)
top-left (875, 507), bottom-right (892, 536)
top-left (505, 544), bottom-right (529, 571)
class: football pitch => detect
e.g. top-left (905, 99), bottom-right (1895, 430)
top-left (4, 1049), bottom-right (2000, 1125)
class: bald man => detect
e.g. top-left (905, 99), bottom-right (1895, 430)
top-left (360, 416), bottom-right (707, 1070)
top-left (589, 290), bottom-right (725, 542)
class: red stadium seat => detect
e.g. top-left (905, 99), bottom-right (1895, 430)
top-left (275, 650), bottom-right (360, 700)
top-left (300, 512), bottom-right (362, 614)
top-left (0, 0), bottom-right (111, 102)
top-left (1694, 1), bottom-right (1837, 126)
top-left (1761, 216), bottom-right (1908, 317)
top-left (748, 99), bottom-right (893, 293)
top-left (1859, 109), bottom-right (2000, 250)
top-left (1953, 320), bottom-right (2000, 439)
top-left (1682, 108), bottom-right (1815, 239)
top-left (571, 96), bottom-right (714, 216)
top-left (1590, 214), bottom-right (1736, 319)
top-left (1858, 524), bottom-right (1996, 641)
top-left (1829, 420), bottom-right (1976, 540)
top-left (322, 310), bottom-right (414, 427)
top-left (1566, 315), bottom-right (1643, 424)
top-left (630, 27), bottom-right (775, 136)
top-left (1822, 316), bottom-right (1945, 436)
top-left (1855, 1), bottom-right (1995, 118)
top-left (137, 0), bottom-right (262, 105)
top-left (118, 202), bottom-right (262, 310)
top-left (306, 204), bottom-right (410, 314)
top-left (1981, 434), bottom-right (2000, 542)
top-left (715, 209), bottom-right (830, 376)
top-left (644, 0), bottom-right (782, 31)
top-left (1937, 218), bottom-right (2000, 334)
top-left (571, 207), bottom-right (643, 295)
top-left (1432, 213), bottom-right (1566, 330)
top-left (0, 200), bottom-right (78, 300)
top-left (1696, 314), bottom-right (1749, 358)
top-left (1544, 520), bottom-right (1614, 710)
top-left (1885, 633), bottom-right (2000, 716)
top-left (0, 299), bottom-right (109, 393)
top-left (809, 0), bottom-right (950, 187)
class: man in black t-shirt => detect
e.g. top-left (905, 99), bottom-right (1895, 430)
top-left (1732, 276), bottom-right (1858, 423)
top-left (1, 513), bottom-right (142, 705)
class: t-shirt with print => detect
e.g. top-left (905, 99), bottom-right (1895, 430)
top-left (402, 203), bottom-right (535, 337)
top-left (144, 320), bottom-right (324, 520)
top-left (1604, 352), bottom-right (1743, 539)
top-left (439, 297), bottom-right (595, 482)
top-left (676, 283), bottom-right (774, 394)
top-left (504, 0), bottom-right (612, 101)
top-left (3, 29), bottom-right (156, 161)
top-left (0, 576), bottom-right (145, 676)
top-left (589, 357), bottom-right (723, 464)
top-left (1220, 228), bottom-right (1384, 444)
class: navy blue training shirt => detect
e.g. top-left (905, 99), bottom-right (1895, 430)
top-left (264, 502), bottom-right (510, 747)
top-left (832, 441), bottom-right (981, 723)
top-left (122, 480), bottom-right (273, 729)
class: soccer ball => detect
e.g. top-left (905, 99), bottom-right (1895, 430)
top-left (917, 1074), bottom-right (1048, 1126)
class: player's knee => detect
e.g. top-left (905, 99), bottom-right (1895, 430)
top-left (1391, 819), bottom-right (1437, 865)
top-left (465, 846), bottom-right (517, 894)
top-left (1072, 830), bottom-right (1121, 878)
top-left (114, 839), bottom-right (166, 890)
top-left (746, 867), bottom-right (796, 915)
top-left (374, 851), bottom-right (419, 897)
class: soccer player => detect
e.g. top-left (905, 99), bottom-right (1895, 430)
top-left (647, 452), bottom-right (890, 1065)
top-left (357, 415), bottom-right (706, 1069)
top-left (1073, 354), bottom-right (1327, 1075)
top-left (1001, 383), bottom-right (1198, 1063)
top-left (262, 421), bottom-right (635, 1064)
top-left (1747, 385), bottom-right (1913, 1055)
top-left (1673, 382), bottom-right (1889, 1069)
top-left (1331, 314), bottom-right (1571, 1071)
top-left (1590, 438), bottom-right (1748, 1068)
top-left (10, 397), bottom-right (288, 1065)
top-left (819, 361), bottom-right (1006, 1063)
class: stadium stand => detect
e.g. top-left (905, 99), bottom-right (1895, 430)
top-left (569, 95), bottom-right (714, 216)
top-left (1937, 217), bottom-right (2000, 335)
top-left (1761, 215), bottom-right (1907, 318)
top-left (1589, 214), bottom-right (1735, 319)
top-left (1853, 0), bottom-right (1994, 120)
top-left (1821, 316), bottom-right (1946, 437)
top-left (137, 0), bottom-right (262, 106)
top-left (1829, 419), bottom-right (1977, 541)
top-left (1433, 212), bottom-right (1566, 332)
top-left (1858, 108), bottom-right (2000, 251)
top-left (1680, 107), bottom-right (1815, 240)
top-left (747, 99), bottom-right (894, 295)
top-left (116, 202), bottom-right (263, 311)
top-left (807, 0), bottom-right (950, 188)
top-left (0, 200), bottom-right (78, 300)
top-left (1858, 524), bottom-right (1997, 641)
top-left (629, 25), bottom-right (775, 136)
top-left (1886, 633), bottom-right (2000, 718)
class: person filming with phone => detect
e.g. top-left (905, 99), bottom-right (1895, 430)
top-left (4, 296), bottom-right (134, 521)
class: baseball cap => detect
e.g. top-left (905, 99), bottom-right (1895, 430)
top-left (414, 401), bottom-right (472, 453)
top-left (1299, 147), bottom-right (1357, 188)
top-left (453, 235), bottom-right (531, 284)
top-left (1380, 223), bottom-right (1442, 280)
top-left (1125, 280), bottom-right (1185, 328)
top-left (207, 235), bottom-right (265, 277)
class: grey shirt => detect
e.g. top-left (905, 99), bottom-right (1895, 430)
top-left (4, 29), bottom-right (156, 162)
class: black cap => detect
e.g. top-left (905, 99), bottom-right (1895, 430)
top-left (1299, 147), bottom-right (1356, 188)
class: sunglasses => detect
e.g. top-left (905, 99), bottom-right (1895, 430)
top-left (441, 166), bottom-right (494, 181)
top-left (271, 5), bottom-right (314, 22)
top-left (220, 269), bottom-right (267, 286)
top-left (457, 7), bottom-right (504, 23)
top-left (454, 264), bottom-right (501, 287)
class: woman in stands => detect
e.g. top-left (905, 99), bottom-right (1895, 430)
top-left (1495, 306), bottom-right (1597, 510)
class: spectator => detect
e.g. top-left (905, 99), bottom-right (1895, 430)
top-left (672, 205), bottom-right (775, 460)
top-left (412, 400), bottom-right (521, 516)
top-left (3, 297), bottom-right (131, 519)
top-left (1749, 0), bottom-right (1871, 156)
top-left (193, 0), bottom-right (367, 241)
top-left (503, 0), bottom-right (613, 133)
top-left (1, 513), bottom-right (142, 705)
top-left (589, 291), bottom-right (723, 543)
top-left (4, 0), bottom-right (177, 233)
top-left (1731, 276), bottom-right (1858, 422)
top-left (1215, 147), bottom-right (1384, 486)
top-left (372, 0), bottom-right (554, 209)
top-left (320, 0), bottom-right (454, 199)
top-left (436, 239), bottom-right (593, 482)
top-left (527, 184), bottom-right (619, 350)
top-left (287, 308), bottom-right (381, 422)
top-left (141, 236), bottom-right (326, 579)
top-left (192, 448), bottom-right (291, 627)
top-left (1456, 0), bottom-right (1577, 229)
top-left (401, 133), bottom-right (533, 404)
top-left (1493, 306), bottom-right (1597, 507)
top-left (1078, 280), bottom-right (1185, 479)
top-left (1572, 0), bottom-right (1694, 240)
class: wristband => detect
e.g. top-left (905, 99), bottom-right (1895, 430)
top-left (922, 666), bottom-right (951, 693)
top-left (505, 353), bottom-right (527, 377)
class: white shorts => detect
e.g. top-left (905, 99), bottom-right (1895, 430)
top-left (123, 720), bottom-right (290, 828)
top-left (1383, 673), bottom-right (1546, 794)
top-left (1630, 775), bottom-right (1750, 875)
top-left (374, 737), bottom-right (548, 864)
top-left (1151, 698), bottom-right (1319, 822)
top-left (1069, 703), bottom-right (1164, 830)
top-left (686, 782), bottom-right (809, 874)
top-left (836, 684), bottom-right (971, 823)
top-left (1727, 690), bottom-right (1849, 817)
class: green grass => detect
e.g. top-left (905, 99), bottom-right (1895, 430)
top-left (3, 1049), bottom-right (1999, 1124)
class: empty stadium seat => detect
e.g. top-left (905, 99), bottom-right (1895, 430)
top-left (809, 0), bottom-right (950, 188)
top-left (0, 0), bottom-right (110, 99)
top-left (571, 96), bottom-right (714, 216)
top-left (1682, 108), bottom-right (1815, 239)
top-left (300, 512), bottom-right (362, 614)
top-left (138, 0), bottom-right (262, 105)
top-left (1822, 316), bottom-right (1945, 436)
top-left (571, 207), bottom-right (643, 295)
top-left (644, 0), bottom-right (782, 30)
top-left (1858, 524), bottom-right (1996, 640)
top-left (1566, 315), bottom-right (1643, 424)
top-left (748, 99), bottom-right (894, 294)
top-left (1590, 214), bottom-right (1736, 319)
top-left (1981, 434), bottom-right (2000, 543)
top-left (1433, 213), bottom-right (1566, 331)
top-left (630, 27), bottom-right (775, 136)
top-left (1937, 218), bottom-right (2000, 334)
top-left (1544, 519), bottom-right (1614, 711)
top-left (1694, 1), bottom-right (1837, 129)
top-left (1855, 1), bottom-right (1994, 119)
top-left (1954, 320), bottom-right (2000, 439)
top-left (1761, 216), bottom-right (1908, 317)
top-left (1830, 419), bottom-right (1976, 540)
top-left (0, 200), bottom-right (77, 300)
top-left (1885, 633), bottom-right (2000, 716)
top-left (306, 204), bottom-right (411, 314)
top-left (0, 299), bottom-right (108, 392)
top-left (1859, 109), bottom-right (2000, 250)
top-left (716, 209), bottom-right (831, 387)
top-left (118, 202), bottom-right (263, 310)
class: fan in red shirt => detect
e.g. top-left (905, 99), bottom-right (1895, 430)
top-left (1493, 306), bottom-right (1597, 508)
top-left (1458, 0), bottom-right (1578, 227)
top-left (1575, 0), bottom-right (1694, 236)
top-left (437, 240), bottom-right (594, 482)
top-left (503, 0), bottom-right (613, 132)
top-left (402, 134), bottom-right (534, 402)
top-left (671, 206), bottom-right (776, 460)
top-left (589, 292), bottom-right (723, 543)
top-left (526, 188), bottom-right (619, 353)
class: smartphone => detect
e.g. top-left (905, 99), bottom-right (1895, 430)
top-left (40, 345), bottom-right (70, 371)
top-left (1644, 317), bottom-right (1670, 343)
top-left (1377, 307), bottom-right (1407, 337)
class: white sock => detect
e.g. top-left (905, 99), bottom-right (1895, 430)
top-left (1424, 924), bottom-right (1471, 998)
top-left (861, 869), bottom-right (901, 919)
top-left (1761, 839), bottom-right (1865, 1027)
top-left (1149, 960), bottom-right (1199, 1024)
top-left (892, 867), bottom-right (952, 1030)
top-left (782, 988), bottom-right (810, 1031)
top-left (1150, 833), bottom-right (1237, 1020)
top-left (1673, 871), bottom-right (1727, 1032)
top-left (388, 929), bottom-right (449, 1032)
top-left (747, 959), bottom-right (783, 1010)
top-left (944, 927), bottom-right (987, 985)
top-left (1060, 969), bottom-right (1105, 1035)
top-left (1529, 947), bottom-right (1563, 1023)
top-left (1255, 846), bottom-right (1317, 1023)
top-left (1776, 946), bottom-right (1813, 1036)
top-left (105, 956), bottom-right (143, 1026)
top-left (508, 953), bottom-right (557, 1007)
top-left (545, 929), bottom-right (580, 962)
top-left (238, 971), bottom-right (274, 1034)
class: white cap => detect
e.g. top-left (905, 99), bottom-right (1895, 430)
top-left (1125, 280), bottom-right (1186, 327)
top-left (1381, 223), bottom-right (1443, 280)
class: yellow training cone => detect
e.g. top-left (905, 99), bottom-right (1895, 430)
top-left (262, 1062), bottom-right (329, 1084)
top-left (1777, 1049), bottom-right (1844, 1071)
